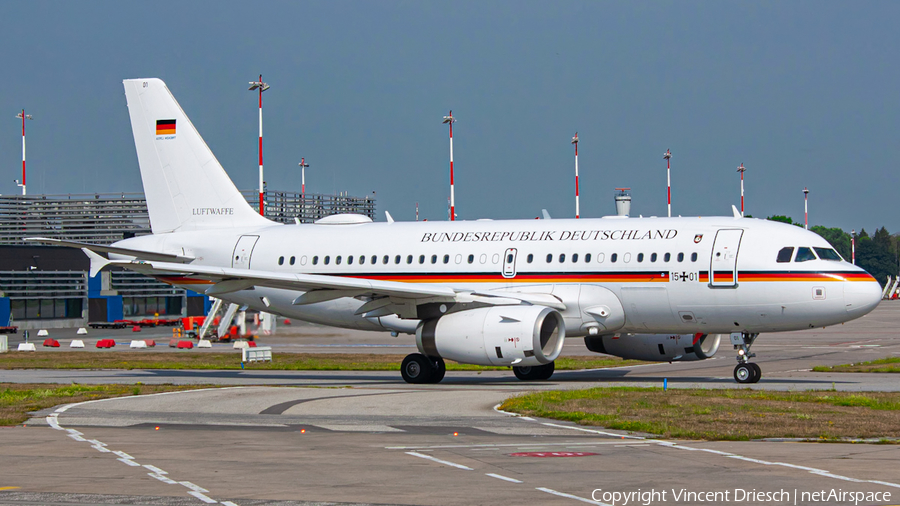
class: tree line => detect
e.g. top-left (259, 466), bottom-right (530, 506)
top-left (767, 215), bottom-right (899, 286)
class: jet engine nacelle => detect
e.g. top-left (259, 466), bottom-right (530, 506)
top-left (416, 306), bottom-right (566, 367)
top-left (584, 333), bottom-right (722, 362)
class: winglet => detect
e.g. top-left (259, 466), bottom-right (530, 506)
top-left (732, 205), bottom-right (742, 219)
top-left (541, 209), bottom-right (552, 220)
top-left (385, 211), bottom-right (395, 223)
top-left (82, 248), bottom-right (112, 278)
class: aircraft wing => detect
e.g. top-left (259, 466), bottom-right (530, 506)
top-left (83, 251), bottom-right (564, 315)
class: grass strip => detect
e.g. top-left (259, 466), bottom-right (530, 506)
top-left (0, 352), bottom-right (643, 371)
top-left (500, 387), bottom-right (900, 441)
top-left (813, 357), bottom-right (900, 373)
top-left (0, 383), bottom-right (210, 426)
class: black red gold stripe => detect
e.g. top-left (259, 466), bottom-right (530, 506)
top-left (156, 119), bottom-right (176, 135)
top-left (155, 270), bottom-right (875, 288)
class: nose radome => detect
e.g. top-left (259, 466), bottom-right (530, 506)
top-left (845, 279), bottom-right (882, 315)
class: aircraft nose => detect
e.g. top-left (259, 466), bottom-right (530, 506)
top-left (845, 278), bottom-right (882, 315)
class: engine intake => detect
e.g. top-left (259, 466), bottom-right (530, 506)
top-left (584, 333), bottom-right (722, 362)
top-left (416, 306), bottom-right (565, 367)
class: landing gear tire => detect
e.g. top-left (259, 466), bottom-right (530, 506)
top-left (429, 357), bottom-right (446, 383)
top-left (401, 354), bottom-right (433, 384)
top-left (749, 363), bottom-right (761, 383)
top-left (734, 363), bottom-right (760, 384)
top-left (513, 362), bottom-right (555, 381)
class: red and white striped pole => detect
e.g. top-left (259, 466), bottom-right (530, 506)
top-left (663, 149), bottom-right (672, 217)
top-left (852, 229), bottom-right (856, 265)
top-left (737, 163), bottom-right (746, 216)
top-left (299, 158), bottom-right (309, 198)
top-left (572, 133), bottom-right (580, 219)
top-left (803, 187), bottom-right (809, 229)
top-left (249, 75), bottom-right (270, 215)
top-left (15, 110), bottom-right (32, 196)
top-left (443, 111), bottom-right (456, 221)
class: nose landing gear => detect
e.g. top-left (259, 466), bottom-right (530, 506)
top-left (732, 332), bottom-right (761, 384)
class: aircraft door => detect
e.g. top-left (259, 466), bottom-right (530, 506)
top-left (709, 229), bottom-right (743, 287)
top-left (232, 235), bottom-right (260, 269)
top-left (502, 248), bottom-right (518, 278)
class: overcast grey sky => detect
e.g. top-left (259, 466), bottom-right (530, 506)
top-left (1, 1), bottom-right (898, 231)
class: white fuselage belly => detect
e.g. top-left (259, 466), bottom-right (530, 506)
top-left (116, 216), bottom-right (881, 335)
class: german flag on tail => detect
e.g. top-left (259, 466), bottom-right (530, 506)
top-left (156, 119), bottom-right (176, 135)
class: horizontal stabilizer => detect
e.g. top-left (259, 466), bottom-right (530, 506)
top-left (26, 237), bottom-right (193, 263)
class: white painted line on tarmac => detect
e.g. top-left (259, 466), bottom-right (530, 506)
top-left (47, 390), bottom-right (239, 504)
top-left (388, 441), bottom-right (626, 450)
top-left (537, 487), bottom-right (606, 505)
top-left (179, 481), bottom-right (209, 493)
top-left (149, 473), bottom-right (178, 485)
top-left (486, 473), bottom-right (522, 483)
top-left (405, 451), bottom-right (473, 470)
top-left (542, 424), bottom-right (900, 490)
top-left (186, 490), bottom-right (217, 503)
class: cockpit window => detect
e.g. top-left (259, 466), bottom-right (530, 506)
top-left (776, 247), bottom-right (794, 263)
top-left (795, 247), bottom-right (817, 262)
top-left (814, 247), bottom-right (842, 261)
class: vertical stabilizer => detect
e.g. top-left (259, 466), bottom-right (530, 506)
top-left (123, 78), bottom-right (272, 233)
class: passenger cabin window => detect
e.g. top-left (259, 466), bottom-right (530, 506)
top-left (382, 255), bottom-right (388, 264)
top-left (814, 247), bottom-right (842, 261)
top-left (507, 253), bottom-right (514, 263)
top-left (290, 256), bottom-right (296, 265)
top-left (677, 253), bottom-right (684, 262)
top-left (546, 254), bottom-right (553, 263)
top-left (278, 256), bottom-right (284, 265)
top-left (651, 253), bottom-right (657, 262)
top-left (359, 255), bottom-right (365, 264)
top-left (371, 255), bottom-right (377, 264)
top-left (431, 254), bottom-right (437, 264)
top-left (324, 256), bottom-right (330, 265)
top-left (347, 256), bottom-right (353, 265)
top-left (443, 254), bottom-right (450, 264)
top-left (407, 255), bottom-right (414, 264)
top-left (468, 254), bottom-right (474, 264)
top-left (585, 253), bottom-right (591, 263)
top-left (527, 254), bottom-right (534, 263)
top-left (664, 253), bottom-right (671, 262)
top-left (610, 253), bottom-right (618, 263)
top-left (572, 253), bottom-right (579, 263)
top-left (336, 256), bottom-right (342, 265)
top-left (691, 252), bottom-right (697, 262)
top-left (776, 247), bottom-right (794, 263)
top-left (419, 255), bottom-right (425, 264)
top-left (637, 253), bottom-right (644, 262)
top-left (795, 247), bottom-right (817, 262)
top-left (395, 255), bottom-right (401, 264)
top-left (559, 253), bottom-right (566, 263)
top-left (312, 256), bottom-right (319, 265)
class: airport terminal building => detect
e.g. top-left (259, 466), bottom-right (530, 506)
top-left (0, 190), bottom-right (376, 329)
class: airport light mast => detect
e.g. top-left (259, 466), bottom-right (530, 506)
top-left (803, 187), bottom-right (809, 229)
top-left (299, 158), bottom-right (309, 198)
top-left (443, 111), bottom-right (456, 221)
top-left (851, 229), bottom-right (856, 265)
top-left (663, 149), bottom-right (672, 217)
top-left (249, 75), bottom-right (270, 215)
top-left (14, 110), bottom-right (33, 196)
top-left (572, 133), bottom-right (580, 219)
top-left (737, 163), bottom-right (746, 216)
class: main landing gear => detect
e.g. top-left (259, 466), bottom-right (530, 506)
top-left (513, 362), bottom-right (555, 381)
top-left (401, 353), bottom-right (445, 384)
top-left (732, 332), bottom-right (761, 384)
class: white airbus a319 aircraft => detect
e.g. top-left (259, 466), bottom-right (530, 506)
top-left (31, 79), bottom-right (882, 384)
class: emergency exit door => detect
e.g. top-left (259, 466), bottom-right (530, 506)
top-left (232, 235), bottom-right (260, 269)
top-left (502, 248), bottom-right (518, 278)
top-left (709, 229), bottom-right (743, 287)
